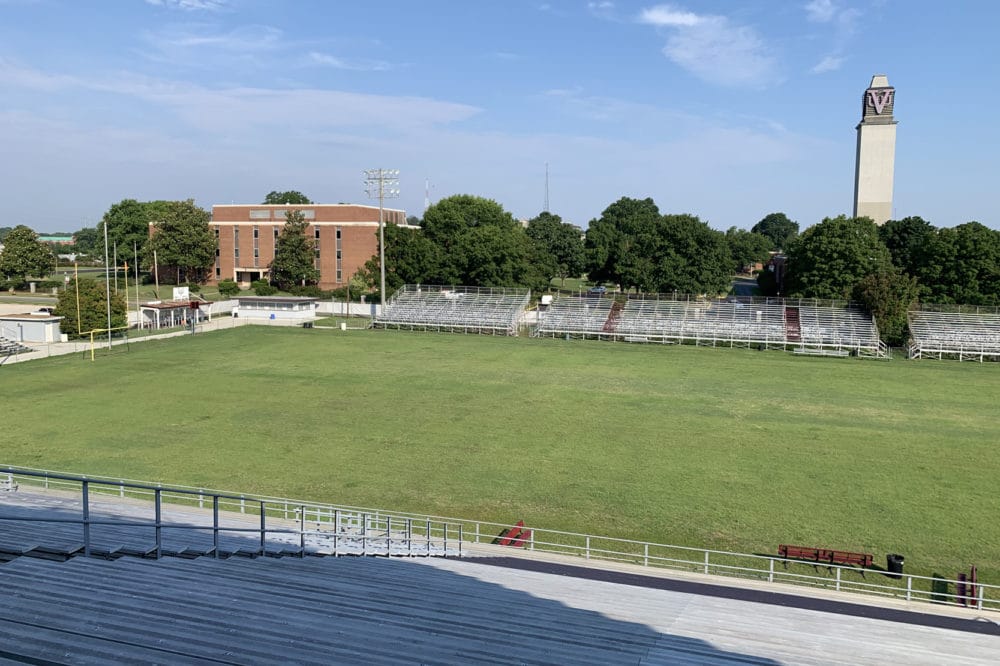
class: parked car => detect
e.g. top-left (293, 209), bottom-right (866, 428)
top-left (587, 286), bottom-right (607, 296)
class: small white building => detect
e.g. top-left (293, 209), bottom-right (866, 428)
top-left (0, 311), bottom-right (64, 343)
top-left (235, 296), bottom-right (318, 324)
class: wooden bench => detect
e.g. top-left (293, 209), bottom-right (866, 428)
top-left (778, 544), bottom-right (873, 568)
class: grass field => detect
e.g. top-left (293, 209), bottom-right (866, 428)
top-left (2, 327), bottom-right (999, 581)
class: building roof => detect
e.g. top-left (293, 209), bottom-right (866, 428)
top-left (236, 296), bottom-right (318, 304)
top-left (0, 312), bottom-right (63, 321)
top-left (140, 299), bottom-right (207, 310)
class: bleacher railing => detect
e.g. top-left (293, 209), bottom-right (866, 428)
top-left (0, 467), bottom-right (461, 559)
top-left (2, 465), bottom-right (995, 614)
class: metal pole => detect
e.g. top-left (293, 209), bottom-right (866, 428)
top-left (103, 221), bottom-right (112, 349)
top-left (134, 242), bottom-right (140, 331)
top-left (259, 501), bottom-right (266, 556)
top-left (378, 182), bottom-right (386, 309)
top-left (213, 496), bottom-right (219, 558)
top-left (299, 505), bottom-right (306, 557)
top-left (82, 480), bottom-right (90, 557)
top-left (154, 488), bottom-right (162, 558)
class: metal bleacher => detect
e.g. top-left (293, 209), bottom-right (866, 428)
top-left (796, 306), bottom-right (887, 357)
top-left (3, 470), bottom-right (1000, 663)
top-left (1, 335), bottom-right (33, 358)
top-left (535, 294), bottom-right (889, 358)
top-left (372, 284), bottom-right (530, 335)
top-left (907, 307), bottom-right (1000, 361)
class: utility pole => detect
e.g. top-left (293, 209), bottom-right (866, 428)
top-left (363, 169), bottom-right (400, 309)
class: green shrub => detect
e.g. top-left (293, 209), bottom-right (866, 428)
top-left (288, 284), bottom-right (324, 298)
top-left (252, 280), bottom-right (278, 296)
top-left (218, 279), bottom-right (240, 297)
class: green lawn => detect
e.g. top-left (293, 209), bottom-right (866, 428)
top-left (2, 327), bottom-right (998, 581)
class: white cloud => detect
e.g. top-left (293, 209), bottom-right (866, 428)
top-left (143, 24), bottom-right (284, 54)
top-left (804, 2), bottom-right (860, 76)
top-left (638, 5), bottom-right (779, 88)
top-left (308, 52), bottom-right (393, 72)
top-left (0, 60), bottom-right (480, 135)
top-left (804, 0), bottom-right (837, 23)
top-left (144, 0), bottom-right (229, 10)
top-left (811, 55), bottom-right (843, 73)
top-left (587, 1), bottom-right (617, 20)
top-left (638, 5), bottom-right (702, 27)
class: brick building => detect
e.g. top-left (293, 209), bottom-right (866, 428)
top-left (210, 204), bottom-right (408, 290)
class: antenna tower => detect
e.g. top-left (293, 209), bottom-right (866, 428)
top-left (544, 162), bottom-right (549, 212)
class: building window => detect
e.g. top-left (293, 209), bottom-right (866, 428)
top-left (273, 210), bottom-right (286, 220)
top-left (314, 228), bottom-right (320, 239)
top-left (335, 226), bottom-right (343, 283)
top-left (249, 209), bottom-right (270, 220)
top-left (253, 226), bottom-right (259, 239)
top-left (301, 209), bottom-right (315, 219)
top-left (234, 228), bottom-right (239, 260)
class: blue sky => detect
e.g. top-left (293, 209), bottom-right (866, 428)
top-left (1, 0), bottom-right (998, 233)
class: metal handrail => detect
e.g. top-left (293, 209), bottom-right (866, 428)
top-left (2, 465), bottom-right (994, 612)
top-left (0, 468), bottom-right (461, 560)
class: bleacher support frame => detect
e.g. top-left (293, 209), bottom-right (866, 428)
top-left (372, 284), bottom-right (530, 336)
top-left (907, 304), bottom-right (1000, 362)
top-left (533, 293), bottom-right (889, 359)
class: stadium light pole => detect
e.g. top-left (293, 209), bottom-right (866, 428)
top-left (364, 168), bottom-right (400, 309)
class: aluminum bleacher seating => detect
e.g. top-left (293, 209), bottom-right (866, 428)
top-left (907, 308), bottom-right (1000, 361)
top-left (372, 285), bottom-right (530, 335)
top-left (535, 295), bottom-right (888, 357)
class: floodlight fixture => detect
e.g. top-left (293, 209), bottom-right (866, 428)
top-left (363, 168), bottom-right (401, 309)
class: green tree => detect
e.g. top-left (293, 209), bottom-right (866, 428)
top-left (751, 212), bottom-right (799, 251)
top-left (724, 227), bottom-right (772, 274)
top-left (526, 212), bottom-right (585, 286)
top-left (269, 210), bottom-right (319, 289)
top-left (785, 216), bottom-right (893, 299)
top-left (54, 277), bottom-right (127, 339)
top-left (0, 226), bottom-right (13, 242)
top-left (0, 225), bottom-right (55, 280)
top-left (71, 226), bottom-right (101, 257)
top-left (584, 197), bottom-right (661, 287)
top-left (852, 269), bottom-right (921, 347)
top-left (263, 190), bottom-right (312, 205)
top-left (650, 215), bottom-right (732, 295)
top-left (146, 200), bottom-right (216, 284)
top-left (420, 195), bottom-right (546, 290)
top-left (99, 199), bottom-right (157, 260)
top-left (879, 216), bottom-right (935, 276)
top-left (359, 224), bottom-right (443, 293)
top-left (916, 222), bottom-right (1000, 305)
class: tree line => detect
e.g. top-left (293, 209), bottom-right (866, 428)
top-left (5, 188), bottom-right (999, 348)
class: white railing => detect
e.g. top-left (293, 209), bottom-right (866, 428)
top-left (1, 465), bottom-right (994, 613)
top-left (0, 467), bottom-right (461, 559)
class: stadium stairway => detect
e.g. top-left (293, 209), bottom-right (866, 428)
top-left (784, 306), bottom-right (801, 342)
top-left (602, 300), bottom-right (624, 333)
